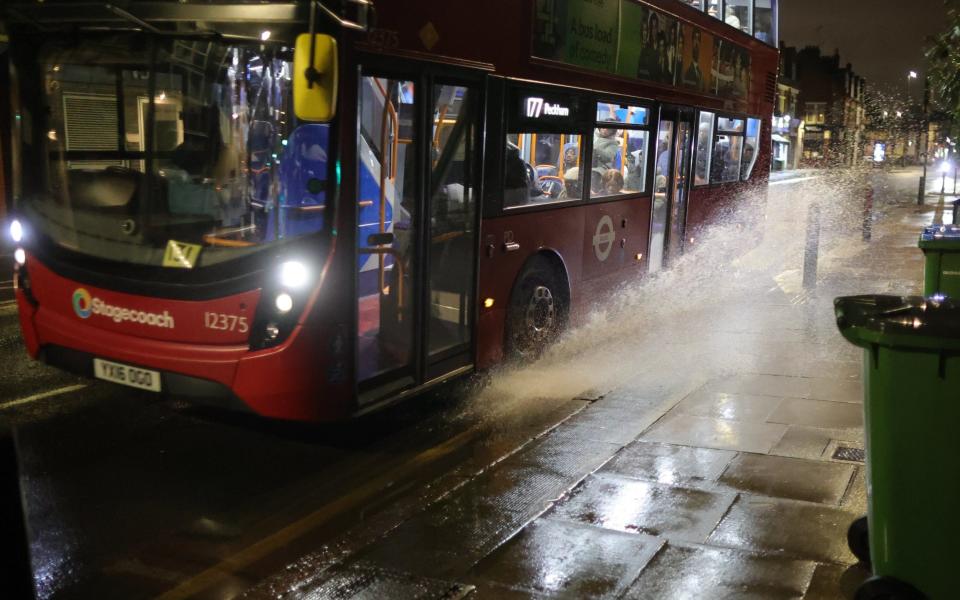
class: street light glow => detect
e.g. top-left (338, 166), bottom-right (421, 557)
top-left (909, 71), bottom-right (918, 79)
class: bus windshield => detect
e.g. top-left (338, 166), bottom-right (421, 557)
top-left (16, 32), bottom-right (331, 268)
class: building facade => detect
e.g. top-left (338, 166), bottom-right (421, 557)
top-left (772, 44), bottom-right (803, 171)
top-left (793, 46), bottom-right (866, 167)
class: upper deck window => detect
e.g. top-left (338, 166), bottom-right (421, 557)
top-left (706, 0), bottom-right (721, 19)
top-left (753, 0), bottom-right (775, 44)
top-left (723, 0), bottom-right (752, 35)
top-left (691, 0), bottom-right (778, 46)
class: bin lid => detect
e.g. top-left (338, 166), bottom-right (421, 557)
top-left (835, 295), bottom-right (960, 351)
top-left (919, 225), bottom-right (960, 249)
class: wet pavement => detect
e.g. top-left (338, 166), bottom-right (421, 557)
top-left (0, 167), bottom-right (945, 598)
top-left (240, 168), bottom-right (929, 599)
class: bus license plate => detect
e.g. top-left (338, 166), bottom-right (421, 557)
top-left (93, 358), bottom-right (161, 392)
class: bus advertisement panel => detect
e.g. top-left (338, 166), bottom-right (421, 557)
top-left (533, 0), bottom-right (751, 100)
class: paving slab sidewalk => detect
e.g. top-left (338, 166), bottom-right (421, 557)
top-left (243, 179), bottom-right (933, 599)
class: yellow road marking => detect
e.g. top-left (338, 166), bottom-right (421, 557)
top-left (0, 384), bottom-right (87, 410)
top-left (153, 427), bottom-right (478, 600)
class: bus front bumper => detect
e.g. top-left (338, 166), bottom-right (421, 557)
top-left (17, 289), bottom-right (352, 422)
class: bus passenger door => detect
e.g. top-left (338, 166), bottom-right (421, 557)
top-left (423, 82), bottom-right (480, 381)
top-left (356, 69), bottom-right (481, 401)
top-left (649, 109), bottom-right (694, 272)
top-left (356, 75), bottom-right (418, 394)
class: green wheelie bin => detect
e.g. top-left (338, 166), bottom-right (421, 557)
top-left (835, 295), bottom-right (960, 600)
top-left (919, 225), bottom-right (960, 298)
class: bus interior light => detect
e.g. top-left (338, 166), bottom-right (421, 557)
top-left (279, 260), bottom-right (310, 289)
top-left (10, 220), bottom-right (23, 243)
top-left (275, 293), bottom-right (294, 313)
top-left (14, 248), bottom-right (26, 265)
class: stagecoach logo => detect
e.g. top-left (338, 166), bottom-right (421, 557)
top-left (525, 96), bottom-right (570, 119)
top-left (593, 215), bottom-right (615, 262)
top-left (71, 288), bottom-right (175, 329)
top-left (72, 288), bottom-right (92, 319)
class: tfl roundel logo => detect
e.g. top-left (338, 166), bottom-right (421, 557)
top-left (72, 288), bottom-right (92, 319)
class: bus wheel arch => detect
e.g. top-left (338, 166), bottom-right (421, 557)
top-left (504, 250), bottom-right (570, 360)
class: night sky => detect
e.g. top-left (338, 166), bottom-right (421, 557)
top-left (779, 0), bottom-right (949, 99)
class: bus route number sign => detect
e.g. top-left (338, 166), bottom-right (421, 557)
top-left (522, 96), bottom-right (572, 120)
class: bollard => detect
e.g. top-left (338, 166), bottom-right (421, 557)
top-left (803, 203), bottom-right (821, 290)
top-left (919, 176), bottom-right (926, 205)
top-left (863, 184), bottom-right (874, 241)
top-left (0, 427), bottom-right (34, 598)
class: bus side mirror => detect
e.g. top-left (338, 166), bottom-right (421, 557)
top-left (294, 34), bottom-right (338, 122)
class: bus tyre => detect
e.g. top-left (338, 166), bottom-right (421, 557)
top-left (506, 267), bottom-right (565, 360)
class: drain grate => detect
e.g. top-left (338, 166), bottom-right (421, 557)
top-left (833, 446), bottom-right (865, 463)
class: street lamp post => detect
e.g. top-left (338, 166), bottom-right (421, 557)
top-left (918, 76), bottom-right (930, 205)
top-left (908, 70), bottom-right (918, 99)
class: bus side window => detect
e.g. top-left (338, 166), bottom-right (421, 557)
top-left (591, 102), bottom-right (651, 198)
top-left (694, 111), bottom-right (715, 186)
top-left (503, 131), bottom-right (583, 208)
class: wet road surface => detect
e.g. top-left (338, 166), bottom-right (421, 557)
top-left (0, 167), bottom-right (942, 598)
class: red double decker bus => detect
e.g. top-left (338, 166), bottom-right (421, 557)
top-left (5, 0), bottom-right (777, 421)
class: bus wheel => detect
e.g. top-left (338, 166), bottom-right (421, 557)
top-left (506, 267), bottom-right (566, 360)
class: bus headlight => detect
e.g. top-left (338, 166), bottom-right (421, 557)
top-left (275, 292), bottom-right (293, 313)
top-left (10, 219), bottom-right (24, 243)
top-left (249, 256), bottom-right (317, 351)
top-left (279, 260), bottom-right (309, 289)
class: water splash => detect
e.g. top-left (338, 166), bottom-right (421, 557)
top-left (468, 168), bottom-right (906, 422)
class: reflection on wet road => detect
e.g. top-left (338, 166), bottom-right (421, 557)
top-left (0, 168), bottom-right (935, 598)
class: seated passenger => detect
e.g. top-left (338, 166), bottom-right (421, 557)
top-left (600, 169), bottom-right (624, 195)
top-left (589, 167), bottom-right (607, 195)
top-left (562, 166), bottom-right (582, 200)
top-left (504, 143), bottom-right (543, 207)
top-left (562, 142), bottom-right (579, 172)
